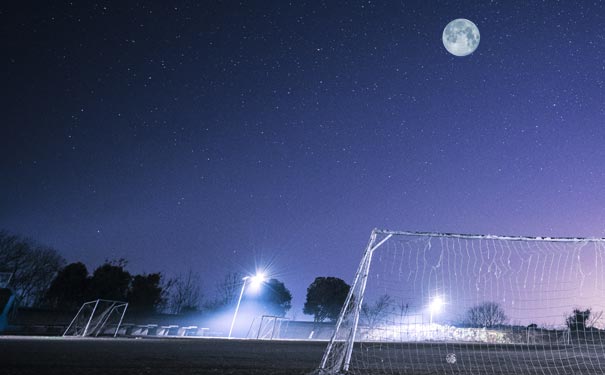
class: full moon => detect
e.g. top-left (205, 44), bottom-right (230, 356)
top-left (442, 19), bottom-right (480, 57)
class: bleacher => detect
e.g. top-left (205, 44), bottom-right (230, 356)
top-left (3, 303), bottom-right (332, 339)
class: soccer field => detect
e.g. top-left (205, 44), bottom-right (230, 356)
top-left (1, 336), bottom-right (604, 374)
top-left (0, 336), bottom-right (324, 375)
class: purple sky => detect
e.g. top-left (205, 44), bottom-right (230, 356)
top-left (1, 1), bottom-right (605, 314)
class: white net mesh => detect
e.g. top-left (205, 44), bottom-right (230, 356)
top-left (249, 315), bottom-right (290, 339)
top-left (318, 230), bottom-right (605, 375)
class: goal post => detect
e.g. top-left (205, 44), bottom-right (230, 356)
top-left (315, 229), bottom-right (605, 375)
top-left (319, 230), bottom-right (392, 372)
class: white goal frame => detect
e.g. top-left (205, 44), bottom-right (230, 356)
top-left (249, 315), bottom-right (290, 340)
top-left (317, 228), bottom-right (605, 374)
top-left (63, 299), bottom-right (129, 337)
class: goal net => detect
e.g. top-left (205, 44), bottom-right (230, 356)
top-left (248, 315), bottom-right (290, 340)
top-left (63, 299), bottom-right (129, 337)
top-left (316, 229), bottom-right (605, 375)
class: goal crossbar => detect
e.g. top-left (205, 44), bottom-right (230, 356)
top-left (374, 229), bottom-right (605, 243)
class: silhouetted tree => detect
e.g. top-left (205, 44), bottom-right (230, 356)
top-left (87, 259), bottom-right (131, 301)
top-left (397, 299), bottom-right (410, 324)
top-left (0, 231), bottom-right (65, 306)
top-left (44, 262), bottom-right (89, 310)
top-left (207, 271), bottom-right (243, 310)
top-left (464, 302), bottom-right (507, 328)
top-left (258, 278), bottom-right (292, 317)
top-left (303, 277), bottom-right (350, 322)
top-left (361, 294), bottom-right (393, 329)
top-left (169, 269), bottom-right (202, 314)
top-left (588, 310), bottom-right (603, 329)
top-left (566, 308), bottom-right (591, 331)
top-left (128, 273), bottom-right (167, 313)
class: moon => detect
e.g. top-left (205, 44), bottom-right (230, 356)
top-left (442, 19), bottom-right (480, 57)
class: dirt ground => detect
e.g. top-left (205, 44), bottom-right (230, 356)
top-left (1, 336), bottom-right (604, 375)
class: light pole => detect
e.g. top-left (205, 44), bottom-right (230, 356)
top-left (228, 273), bottom-right (266, 338)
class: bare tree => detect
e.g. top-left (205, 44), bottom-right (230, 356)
top-left (464, 301), bottom-right (507, 328)
top-left (210, 271), bottom-right (242, 308)
top-left (361, 294), bottom-right (393, 329)
top-left (587, 310), bottom-right (603, 329)
top-left (169, 269), bottom-right (202, 314)
top-left (0, 231), bottom-right (65, 306)
top-left (397, 299), bottom-right (409, 324)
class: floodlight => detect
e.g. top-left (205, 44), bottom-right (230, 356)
top-left (429, 296), bottom-right (444, 325)
top-left (249, 272), bottom-right (266, 289)
top-left (228, 271), bottom-right (268, 338)
top-left (430, 296), bottom-right (444, 313)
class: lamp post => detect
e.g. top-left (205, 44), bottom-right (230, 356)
top-left (228, 273), bottom-right (266, 338)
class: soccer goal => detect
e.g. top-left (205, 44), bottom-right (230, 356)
top-left (316, 229), bottom-right (605, 375)
top-left (63, 299), bottom-right (128, 337)
top-left (249, 315), bottom-right (290, 340)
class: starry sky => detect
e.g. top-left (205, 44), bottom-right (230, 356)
top-left (1, 1), bottom-right (605, 315)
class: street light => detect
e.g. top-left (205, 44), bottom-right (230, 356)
top-left (228, 272), bottom-right (266, 338)
top-left (429, 296), bottom-right (444, 325)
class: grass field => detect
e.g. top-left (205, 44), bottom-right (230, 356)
top-left (0, 336), bottom-right (324, 375)
top-left (1, 336), bottom-right (605, 374)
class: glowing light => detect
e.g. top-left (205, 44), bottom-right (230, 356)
top-left (430, 296), bottom-right (444, 314)
top-left (429, 296), bottom-right (445, 325)
top-left (246, 272), bottom-right (266, 293)
top-left (249, 272), bottom-right (266, 289)
top-left (228, 271), bottom-right (269, 338)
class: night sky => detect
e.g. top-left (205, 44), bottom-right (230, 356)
top-left (1, 1), bottom-right (605, 314)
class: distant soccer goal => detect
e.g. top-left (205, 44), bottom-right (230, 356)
top-left (316, 229), bottom-right (605, 375)
top-left (248, 315), bottom-right (290, 340)
top-left (63, 299), bottom-right (128, 337)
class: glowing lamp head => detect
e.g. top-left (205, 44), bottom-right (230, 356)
top-left (430, 296), bottom-right (444, 314)
top-left (247, 272), bottom-right (266, 291)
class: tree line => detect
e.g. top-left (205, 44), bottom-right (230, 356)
top-left (358, 296), bottom-right (603, 332)
top-left (0, 231), bottom-right (352, 321)
top-left (8, 230), bottom-right (592, 329)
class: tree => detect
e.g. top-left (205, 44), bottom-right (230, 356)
top-left (87, 259), bottom-right (131, 301)
top-left (44, 262), bottom-right (89, 310)
top-left (397, 299), bottom-right (409, 324)
top-left (361, 294), bottom-right (392, 329)
top-left (214, 271), bottom-right (243, 307)
top-left (566, 308), bottom-right (591, 331)
top-left (169, 269), bottom-right (202, 314)
top-left (303, 277), bottom-right (350, 322)
top-left (258, 278), bottom-right (292, 317)
top-left (0, 231), bottom-right (65, 306)
top-left (127, 273), bottom-right (167, 314)
top-left (588, 310), bottom-right (603, 328)
top-left (463, 301), bottom-right (507, 328)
